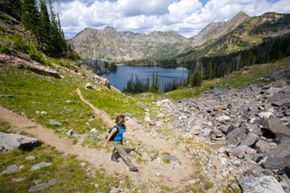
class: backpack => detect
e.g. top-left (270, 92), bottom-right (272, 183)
top-left (106, 126), bottom-right (118, 141)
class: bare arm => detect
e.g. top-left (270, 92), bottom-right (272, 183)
top-left (103, 127), bottom-right (117, 148)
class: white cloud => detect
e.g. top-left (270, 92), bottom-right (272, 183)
top-left (54, 0), bottom-right (290, 39)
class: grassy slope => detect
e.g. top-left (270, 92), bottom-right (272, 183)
top-left (0, 122), bottom-right (131, 193)
top-left (0, 66), bottom-right (144, 139)
top-left (164, 56), bottom-right (290, 100)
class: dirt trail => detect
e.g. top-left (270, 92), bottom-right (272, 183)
top-left (0, 90), bottom-right (197, 191)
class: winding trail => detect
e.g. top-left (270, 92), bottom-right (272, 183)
top-left (0, 89), bottom-right (197, 191)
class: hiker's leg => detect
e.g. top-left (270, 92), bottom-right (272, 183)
top-left (114, 143), bottom-right (136, 169)
top-left (111, 146), bottom-right (120, 160)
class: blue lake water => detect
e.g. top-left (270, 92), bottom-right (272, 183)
top-left (103, 65), bottom-right (188, 92)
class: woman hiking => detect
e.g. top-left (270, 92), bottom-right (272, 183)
top-left (103, 115), bottom-right (138, 172)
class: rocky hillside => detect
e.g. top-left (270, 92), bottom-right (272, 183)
top-left (189, 11), bottom-right (249, 47)
top-left (178, 12), bottom-right (290, 63)
top-left (154, 66), bottom-right (290, 192)
top-left (70, 26), bottom-right (188, 62)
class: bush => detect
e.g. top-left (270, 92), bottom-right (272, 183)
top-left (0, 43), bottom-right (12, 55)
top-left (29, 46), bottom-right (49, 65)
top-left (11, 35), bottom-right (29, 53)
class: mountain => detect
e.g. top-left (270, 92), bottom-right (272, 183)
top-left (70, 26), bottom-right (187, 62)
top-left (178, 12), bottom-right (290, 64)
top-left (190, 11), bottom-right (249, 46)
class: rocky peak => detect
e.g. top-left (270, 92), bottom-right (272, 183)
top-left (104, 26), bottom-right (117, 33)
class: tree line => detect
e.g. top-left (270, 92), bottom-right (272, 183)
top-left (186, 33), bottom-right (290, 86)
top-left (1, 0), bottom-right (78, 59)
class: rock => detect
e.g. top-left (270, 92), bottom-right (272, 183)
top-left (216, 115), bottom-right (231, 123)
top-left (25, 156), bottom-right (36, 161)
top-left (160, 154), bottom-right (181, 165)
top-left (0, 132), bottom-right (39, 150)
top-left (214, 104), bottom-right (229, 111)
top-left (241, 133), bottom-right (259, 147)
top-left (238, 175), bottom-right (285, 193)
top-left (0, 164), bottom-right (18, 175)
top-left (226, 127), bottom-right (247, 146)
top-left (261, 117), bottom-right (290, 138)
top-left (261, 139), bottom-right (290, 173)
top-left (0, 94), bottom-right (15, 98)
top-left (90, 128), bottom-right (98, 135)
top-left (255, 139), bottom-right (271, 153)
top-left (137, 102), bottom-right (148, 109)
top-left (85, 82), bottom-right (94, 89)
top-left (66, 129), bottom-right (77, 137)
top-left (259, 112), bottom-right (273, 119)
top-left (109, 187), bottom-right (121, 193)
top-left (31, 162), bottom-right (52, 171)
top-left (49, 119), bottom-right (62, 127)
top-left (28, 178), bottom-right (57, 192)
top-left (242, 161), bottom-right (264, 177)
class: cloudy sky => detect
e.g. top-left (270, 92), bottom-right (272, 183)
top-left (53, 0), bottom-right (290, 39)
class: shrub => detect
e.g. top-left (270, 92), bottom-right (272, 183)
top-left (0, 43), bottom-right (12, 55)
top-left (29, 46), bottom-right (49, 65)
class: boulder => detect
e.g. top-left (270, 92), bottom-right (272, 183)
top-left (258, 112), bottom-right (273, 119)
top-left (31, 162), bottom-right (52, 171)
top-left (85, 82), bottom-right (94, 89)
top-left (255, 139), bottom-right (272, 153)
top-left (214, 104), bottom-right (229, 111)
top-left (28, 179), bottom-right (57, 192)
top-left (261, 117), bottom-right (290, 138)
top-left (242, 161), bottom-right (264, 177)
top-left (0, 164), bottom-right (18, 175)
top-left (238, 175), bottom-right (285, 193)
top-left (0, 132), bottom-right (39, 150)
top-left (226, 127), bottom-right (247, 146)
top-left (49, 119), bottom-right (62, 127)
top-left (241, 133), bottom-right (259, 147)
top-left (216, 115), bottom-right (231, 123)
top-left (261, 139), bottom-right (290, 174)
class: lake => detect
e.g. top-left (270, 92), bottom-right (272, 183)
top-left (103, 65), bottom-right (188, 92)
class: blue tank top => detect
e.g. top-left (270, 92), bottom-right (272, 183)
top-left (112, 125), bottom-right (125, 142)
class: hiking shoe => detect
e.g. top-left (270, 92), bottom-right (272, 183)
top-left (129, 167), bottom-right (138, 172)
top-left (111, 157), bottom-right (119, 162)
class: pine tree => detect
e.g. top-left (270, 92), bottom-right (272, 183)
top-left (39, 0), bottom-right (51, 50)
top-left (21, 0), bottom-right (40, 37)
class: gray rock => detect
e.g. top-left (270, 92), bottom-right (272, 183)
top-left (261, 117), bottom-right (290, 138)
top-left (49, 119), bottom-right (62, 127)
top-left (85, 82), bottom-right (94, 89)
top-left (160, 154), bottom-right (181, 165)
top-left (226, 127), bottom-right (247, 146)
top-left (0, 94), bottom-right (15, 98)
top-left (241, 133), bottom-right (259, 147)
top-left (66, 129), bottom-right (77, 137)
top-left (216, 115), bottom-right (231, 123)
top-left (28, 179), bottom-right (57, 192)
top-left (242, 161), bottom-right (264, 177)
top-left (137, 102), bottom-right (148, 109)
top-left (238, 175), bottom-right (285, 193)
top-left (25, 156), bottom-right (36, 161)
top-left (0, 132), bottom-right (39, 150)
top-left (0, 164), bottom-right (18, 175)
top-left (255, 139), bottom-right (272, 153)
top-left (31, 162), bottom-right (52, 171)
top-left (110, 187), bottom-right (121, 193)
top-left (262, 139), bottom-right (290, 173)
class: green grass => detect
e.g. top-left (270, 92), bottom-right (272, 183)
top-left (0, 144), bottom-right (131, 193)
top-left (162, 56), bottom-right (290, 100)
top-left (81, 87), bottom-right (145, 121)
top-left (0, 66), bottom-right (104, 136)
top-left (203, 56), bottom-right (290, 88)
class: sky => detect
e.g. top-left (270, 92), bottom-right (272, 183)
top-left (52, 0), bottom-right (290, 39)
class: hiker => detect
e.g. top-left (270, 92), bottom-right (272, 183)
top-left (103, 114), bottom-right (138, 172)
